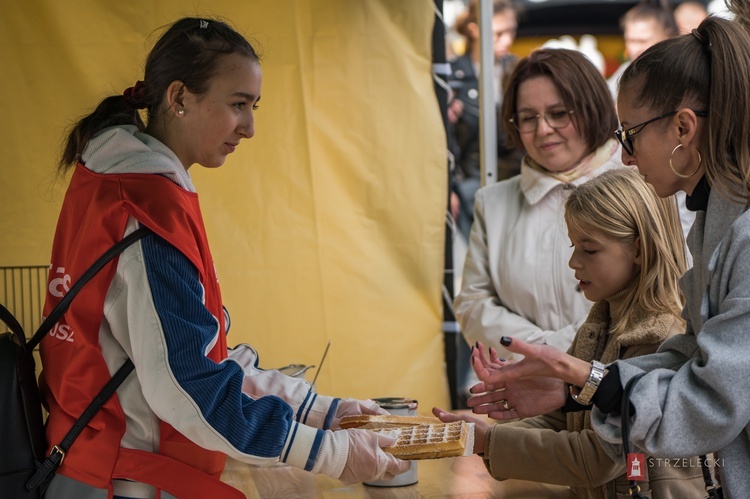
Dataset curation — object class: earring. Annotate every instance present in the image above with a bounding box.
[669,144,702,179]
[177,109,184,116]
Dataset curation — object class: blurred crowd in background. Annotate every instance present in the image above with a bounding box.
[444,0,730,245]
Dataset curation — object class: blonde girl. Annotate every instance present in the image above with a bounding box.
[436,168,705,497]
[563,167,686,338]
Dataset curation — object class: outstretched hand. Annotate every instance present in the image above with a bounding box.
[431,406,490,455]
[471,338,573,387]
[466,340,568,420]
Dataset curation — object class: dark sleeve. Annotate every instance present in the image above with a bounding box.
[593,364,632,415]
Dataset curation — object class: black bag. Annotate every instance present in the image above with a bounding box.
[0,309,47,498]
[0,226,151,497]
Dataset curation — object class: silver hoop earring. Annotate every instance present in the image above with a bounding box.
[669,144,702,179]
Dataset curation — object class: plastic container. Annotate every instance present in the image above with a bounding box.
[363,397,419,487]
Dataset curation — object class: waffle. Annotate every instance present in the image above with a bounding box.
[340,415,474,460]
[339,414,442,429]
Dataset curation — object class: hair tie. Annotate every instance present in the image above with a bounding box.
[123,80,147,109]
[199,19,209,29]
[691,28,709,46]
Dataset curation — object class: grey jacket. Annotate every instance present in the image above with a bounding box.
[592,187,750,497]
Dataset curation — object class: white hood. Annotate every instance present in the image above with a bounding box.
[81,125,195,193]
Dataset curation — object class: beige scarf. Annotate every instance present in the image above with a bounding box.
[525,139,619,184]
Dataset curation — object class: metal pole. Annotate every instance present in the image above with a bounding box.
[431,0,461,409]
[478,0,498,185]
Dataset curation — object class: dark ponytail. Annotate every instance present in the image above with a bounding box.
[58,96,145,173]
[620,16,750,203]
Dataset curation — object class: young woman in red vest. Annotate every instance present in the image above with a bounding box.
[41,17,409,499]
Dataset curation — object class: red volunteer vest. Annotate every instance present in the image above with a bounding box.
[40,164,244,498]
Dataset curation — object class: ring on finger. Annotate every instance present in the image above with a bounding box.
[501,399,510,411]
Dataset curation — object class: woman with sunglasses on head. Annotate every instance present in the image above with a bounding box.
[468,5,750,495]
[455,48,623,365]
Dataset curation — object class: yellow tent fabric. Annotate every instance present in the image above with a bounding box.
[1,1,450,411]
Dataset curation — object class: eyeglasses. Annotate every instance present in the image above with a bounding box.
[509,109,574,133]
[615,109,708,155]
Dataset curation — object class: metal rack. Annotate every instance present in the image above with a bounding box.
[0,265,48,339]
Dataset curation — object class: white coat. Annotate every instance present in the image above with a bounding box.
[455,141,623,360]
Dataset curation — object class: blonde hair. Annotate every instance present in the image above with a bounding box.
[564,168,687,335]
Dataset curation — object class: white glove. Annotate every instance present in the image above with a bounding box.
[310,427,410,484]
[338,428,411,484]
[331,398,388,428]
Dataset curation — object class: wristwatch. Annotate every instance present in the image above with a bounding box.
[570,360,608,406]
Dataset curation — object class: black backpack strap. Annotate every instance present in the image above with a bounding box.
[702,454,722,498]
[28,225,153,351]
[621,372,648,498]
[24,225,152,491]
[26,359,134,491]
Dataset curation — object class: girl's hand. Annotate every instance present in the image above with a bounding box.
[466,376,566,421]
[465,339,582,420]
[431,406,490,455]
[471,338,590,388]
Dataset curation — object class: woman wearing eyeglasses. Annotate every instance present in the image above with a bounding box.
[455,48,623,363]
[466,7,750,495]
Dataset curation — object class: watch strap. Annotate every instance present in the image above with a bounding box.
[570,360,607,406]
